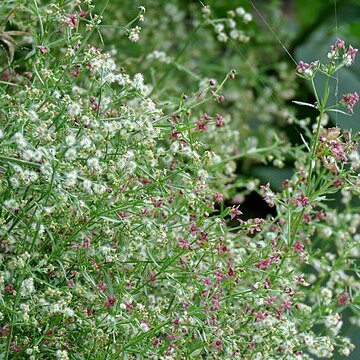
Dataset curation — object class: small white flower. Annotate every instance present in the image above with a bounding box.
[65,171,77,187]
[80,136,92,148]
[217,32,228,43]
[65,148,77,161]
[128,26,141,42]
[4,199,20,212]
[20,278,35,296]
[230,29,239,40]
[236,7,246,16]
[87,157,99,169]
[228,19,236,29]
[65,134,76,146]
[214,23,225,33]
[13,132,27,149]
[67,102,82,117]
[56,350,69,360]
[243,13,253,23]
[27,110,38,122]
[83,179,93,194]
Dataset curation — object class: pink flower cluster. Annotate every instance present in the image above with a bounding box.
[328,38,358,66]
[341,92,359,113]
[295,60,319,78]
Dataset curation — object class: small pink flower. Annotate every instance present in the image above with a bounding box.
[296,61,310,73]
[293,240,305,254]
[213,192,223,203]
[98,281,107,292]
[178,237,193,250]
[78,11,88,18]
[215,114,223,127]
[214,339,223,350]
[303,213,311,223]
[293,194,309,207]
[280,300,292,310]
[341,92,359,113]
[173,317,180,327]
[337,292,351,306]
[37,46,49,54]
[5,284,15,294]
[187,222,200,235]
[264,277,271,289]
[316,210,326,221]
[254,310,265,322]
[335,38,345,49]
[346,45,358,64]
[256,258,271,270]
[249,338,256,349]
[105,295,117,309]
[64,14,78,28]
[293,274,305,284]
[296,60,319,78]
[83,237,91,249]
[334,178,344,188]
[217,242,227,255]
[195,119,207,131]
[230,205,242,220]
[266,295,276,305]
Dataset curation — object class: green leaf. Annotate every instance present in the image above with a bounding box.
[24,48,36,60]
[325,108,352,116]
[292,101,316,108]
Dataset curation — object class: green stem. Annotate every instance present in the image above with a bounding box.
[305,108,324,196]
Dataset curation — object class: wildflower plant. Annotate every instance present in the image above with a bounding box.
[0,1,359,359]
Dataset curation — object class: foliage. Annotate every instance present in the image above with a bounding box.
[0,1,359,359]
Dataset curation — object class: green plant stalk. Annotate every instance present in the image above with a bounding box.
[286,75,329,251]
[305,74,330,196]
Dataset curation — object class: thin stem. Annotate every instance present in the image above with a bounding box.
[305,108,324,196]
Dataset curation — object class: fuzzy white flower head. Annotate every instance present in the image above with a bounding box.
[128,26,141,42]
[65,148,77,162]
[227,19,236,29]
[65,171,78,187]
[20,278,35,296]
[27,110,38,122]
[343,54,353,66]
[236,7,246,16]
[133,73,144,88]
[4,199,20,212]
[80,136,92,148]
[87,157,100,170]
[202,5,211,16]
[230,29,239,40]
[67,102,82,117]
[83,179,93,194]
[217,32,228,43]
[214,23,225,33]
[65,134,76,146]
[243,13,253,23]
[325,313,342,335]
[56,350,69,360]
[13,132,27,149]
[327,51,336,59]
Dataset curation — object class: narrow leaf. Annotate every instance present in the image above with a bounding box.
[325,108,352,116]
[292,101,316,108]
